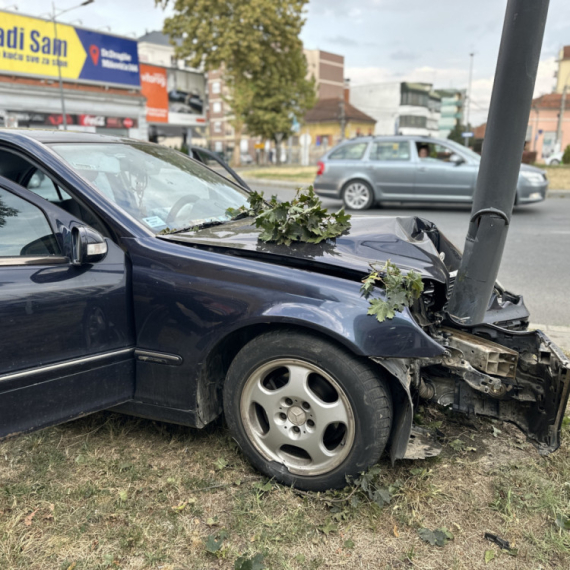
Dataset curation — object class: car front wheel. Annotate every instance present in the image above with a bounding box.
[223,330,392,491]
[342,180,374,210]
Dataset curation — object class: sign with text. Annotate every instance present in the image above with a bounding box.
[0,10,140,87]
[140,64,168,123]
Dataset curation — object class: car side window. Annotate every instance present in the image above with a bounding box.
[0,188,61,258]
[329,142,368,160]
[370,141,410,161]
[27,170,72,201]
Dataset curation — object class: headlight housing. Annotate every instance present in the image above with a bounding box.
[521,171,545,184]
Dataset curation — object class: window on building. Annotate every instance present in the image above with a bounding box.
[328,142,368,160]
[370,141,410,161]
[399,115,428,129]
[212,81,221,94]
[214,141,223,152]
[212,101,222,114]
[214,121,222,133]
[170,56,178,67]
[401,90,429,107]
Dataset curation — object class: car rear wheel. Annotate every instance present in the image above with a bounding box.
[550,159,560,166]
[342,180,374,210]
[223,330,392,491]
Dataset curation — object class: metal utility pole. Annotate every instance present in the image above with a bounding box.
[555,82,568,152]
[339,99,346,141]
[464,52,475,147]
[448,0,550,325]
[50,0,95,130]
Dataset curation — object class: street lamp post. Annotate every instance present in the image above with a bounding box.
[51,0,94,130]
[464,52,475,147]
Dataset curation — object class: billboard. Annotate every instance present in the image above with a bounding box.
[140,63,206,125]
[0,10,140,87]
[5,111,138,129]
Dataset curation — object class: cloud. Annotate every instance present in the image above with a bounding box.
[390,50,419,61]
[324,35,359,47]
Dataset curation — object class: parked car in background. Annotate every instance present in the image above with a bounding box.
[544,151,563,166]
[314,135,548,210]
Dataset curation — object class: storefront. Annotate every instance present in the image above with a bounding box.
[0,10,146,138]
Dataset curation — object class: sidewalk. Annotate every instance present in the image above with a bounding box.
[530,324,570,352]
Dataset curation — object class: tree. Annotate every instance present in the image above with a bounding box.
[0,197,18,228]
[563,144,570,165]
[447,121,472,145]
[157,0,316,165]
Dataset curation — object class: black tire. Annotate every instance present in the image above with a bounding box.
[342,180,375,211]
[223,330,392,491]
[550,159,560,166]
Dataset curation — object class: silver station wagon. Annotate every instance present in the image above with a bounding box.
[314,135,548,210]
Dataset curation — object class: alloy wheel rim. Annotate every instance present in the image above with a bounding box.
[344,183,371,209]
[240,359,355,476]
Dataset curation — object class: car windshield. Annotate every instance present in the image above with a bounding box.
[50,142,250,234]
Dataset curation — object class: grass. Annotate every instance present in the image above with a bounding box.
[238,166,316,185]
[543,165,570,190]
[2,403,570,570]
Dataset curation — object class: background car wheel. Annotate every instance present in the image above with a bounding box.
[342,180,374,211]
[550,159,560,166]
[223,330,392,491]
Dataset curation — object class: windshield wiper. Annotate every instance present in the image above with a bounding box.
[167,220,226,234]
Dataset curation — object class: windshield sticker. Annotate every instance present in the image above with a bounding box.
[143,216,167,228]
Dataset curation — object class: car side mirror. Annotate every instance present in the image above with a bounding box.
[71,226,108,265]
[449,153,465,166]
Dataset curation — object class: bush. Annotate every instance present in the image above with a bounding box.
[563,144,570,165]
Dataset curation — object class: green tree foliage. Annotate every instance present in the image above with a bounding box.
[157,0,316,164]
[447,121,472,146]
[563,144,570,165]
[227,187,351,246]
[0,196,18,228]
[361,260,424,322]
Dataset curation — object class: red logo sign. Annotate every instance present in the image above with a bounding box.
[123,117,134,128]
[89,45,100,66]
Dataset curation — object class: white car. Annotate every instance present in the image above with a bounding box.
[545,151,563,165]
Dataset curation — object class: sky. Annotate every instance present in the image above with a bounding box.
[6,0,570,126]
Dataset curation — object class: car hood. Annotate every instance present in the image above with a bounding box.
[160,215,450,284]
[520,163,546,175]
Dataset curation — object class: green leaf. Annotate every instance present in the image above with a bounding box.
[484,549,496,563]
[253,480,273,493]
[205,534,225,554]
[118,490,128,502]
[234,553,266,570]
[343,539,355,549]
[555,513,570,530]
[215,457,228,471]
[418,527,453,547]
[449,439,465,451]
[318,519,338,536]
[372,487,391,508]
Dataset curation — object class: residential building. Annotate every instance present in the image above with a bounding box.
[528,92,570,160]
[300,98,376,153]
[435,89,465,138]
[555,46,570,94]
[350,82,441,137]
[137,31,207,147]
[303,49,345,100]
[0,9,145,138]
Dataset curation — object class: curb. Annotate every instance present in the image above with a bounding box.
[548,190,570,198]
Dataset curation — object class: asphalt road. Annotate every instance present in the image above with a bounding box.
[251,183,570,327]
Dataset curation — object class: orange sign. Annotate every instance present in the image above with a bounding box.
[140,64,168,123]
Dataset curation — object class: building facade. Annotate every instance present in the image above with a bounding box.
[435,89,465,139]
[0,9,145,138]
[137,31,207,147]
[303,49,345,100]
[528,92,570,160]
[350,82,441,137]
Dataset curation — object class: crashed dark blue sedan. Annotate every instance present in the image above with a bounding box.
[1,130,568,492]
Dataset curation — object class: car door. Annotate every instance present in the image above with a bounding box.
[368,140,415,199]
[0,177,135,438]
[413,142,477,201]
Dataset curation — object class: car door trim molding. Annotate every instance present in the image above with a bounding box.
[134,349,183,366]
[0,255,69,267]
[0,347,135,383]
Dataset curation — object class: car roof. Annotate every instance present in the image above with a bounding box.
[0,128,129,144]
[336,134,451,145]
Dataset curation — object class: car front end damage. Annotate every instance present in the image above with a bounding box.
[371,219,570,462]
